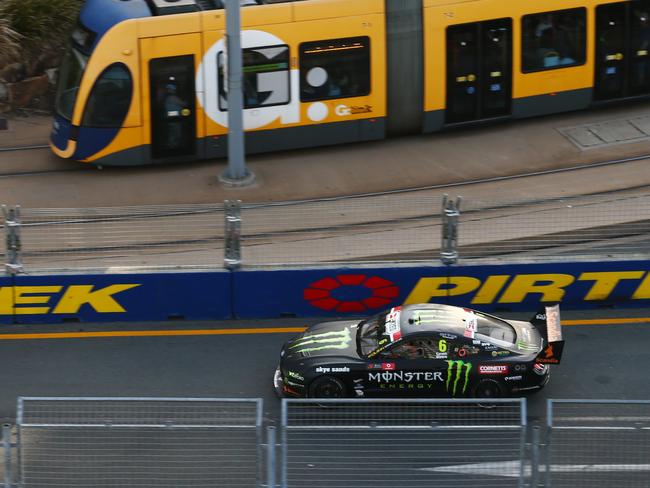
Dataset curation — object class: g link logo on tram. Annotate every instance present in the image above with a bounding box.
[51,0,650,166]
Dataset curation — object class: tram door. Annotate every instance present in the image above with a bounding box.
[446,19,512,124]
[149,56,196,159]
[595,1,650,100]
[141,34,200,160]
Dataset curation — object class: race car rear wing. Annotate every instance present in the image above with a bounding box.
[530,304,565,364]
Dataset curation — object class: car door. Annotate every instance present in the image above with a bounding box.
[363,334,450,397]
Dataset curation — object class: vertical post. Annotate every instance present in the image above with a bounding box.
[440,195,460,265]
[518,398,527,488]
[224,200,242,269]
[528,425,542,488]
[3,205,23,275]
[220,0,255,186]
[16,399,22,488]
[281,399,288,488]
[266,426,276,488]
[3,423,11,488]
[545,399,553,488]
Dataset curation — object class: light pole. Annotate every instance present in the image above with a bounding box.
[220,0,255,186]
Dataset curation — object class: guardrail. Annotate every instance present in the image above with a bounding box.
[3,398,650,488]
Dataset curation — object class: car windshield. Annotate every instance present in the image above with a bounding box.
[55,47,88,120]
[358,309,397,356]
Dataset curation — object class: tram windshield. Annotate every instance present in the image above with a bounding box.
[55,47,88,121]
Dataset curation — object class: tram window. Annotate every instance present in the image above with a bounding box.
[521,8,586,72]
[81,64,132,127]
[299,36,370,102]
[217,44,290,110]
[55,48,88,121]
[71,22,96,53]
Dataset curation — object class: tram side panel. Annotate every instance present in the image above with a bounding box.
[53,0,387,166]
[512,2,592,119]
[423,0,598,133]
[200,1,387,160]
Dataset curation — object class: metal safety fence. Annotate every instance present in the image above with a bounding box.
[14,397,263,488]
[546,399,650,488]
[2,204,225,273]
[3,398,650,487]
[281,398,527,488]
[3,186,650,273]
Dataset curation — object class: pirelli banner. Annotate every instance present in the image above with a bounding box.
[0,271,231,324]
[1,261,650,323]
[232,260,650,318]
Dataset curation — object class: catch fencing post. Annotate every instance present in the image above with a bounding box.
[3,423,11,488]
[2,205,22,275]
[224,200,242,269]
[545,399,553,488]
[266,426,276,488]
[441,195,461,265]
[530,425,541,488]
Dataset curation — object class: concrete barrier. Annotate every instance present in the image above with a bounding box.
[2,260,649,323]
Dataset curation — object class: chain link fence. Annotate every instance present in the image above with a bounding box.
[459,189,650,263]
[546,399,650,488]
[16,397,262,488]
[4,398,650,487]
[239,193,440,266]
[3,186,650,272]
[281,398,527,488]
[5,205,225,273]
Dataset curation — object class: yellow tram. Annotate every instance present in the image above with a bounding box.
[50,0,650,165]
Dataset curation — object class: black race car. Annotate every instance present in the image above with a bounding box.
[273,303,564,399]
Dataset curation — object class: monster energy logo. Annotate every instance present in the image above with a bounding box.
[289,328,351,354]
[411,310,453,325]
[517,341,538,351]
[446,360,472,396]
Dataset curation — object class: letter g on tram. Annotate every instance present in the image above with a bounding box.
[335,104,351,116]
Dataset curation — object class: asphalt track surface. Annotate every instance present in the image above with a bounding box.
[1,308,649,425]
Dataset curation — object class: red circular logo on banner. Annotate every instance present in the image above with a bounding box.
[304,274,400,313]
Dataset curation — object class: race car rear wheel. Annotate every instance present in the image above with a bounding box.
[474,379,504,399]
[308,376,347,398]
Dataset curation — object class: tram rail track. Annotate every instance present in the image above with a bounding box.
[1,149,650,196]
[0,144,50,152]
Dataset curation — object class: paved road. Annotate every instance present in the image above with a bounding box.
[1,308,649,425]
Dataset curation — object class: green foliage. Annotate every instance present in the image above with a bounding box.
[0,15,21,66]
[0,0,83,63]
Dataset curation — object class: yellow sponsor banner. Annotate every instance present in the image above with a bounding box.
[404,271,650,305]
[0,284,140,315]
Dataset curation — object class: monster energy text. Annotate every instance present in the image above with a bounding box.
[446,360,472,395]
[368,371,444,390]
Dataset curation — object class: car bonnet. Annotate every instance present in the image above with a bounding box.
[284,321,360,359]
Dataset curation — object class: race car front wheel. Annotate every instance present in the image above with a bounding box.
[308,376,347,398]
